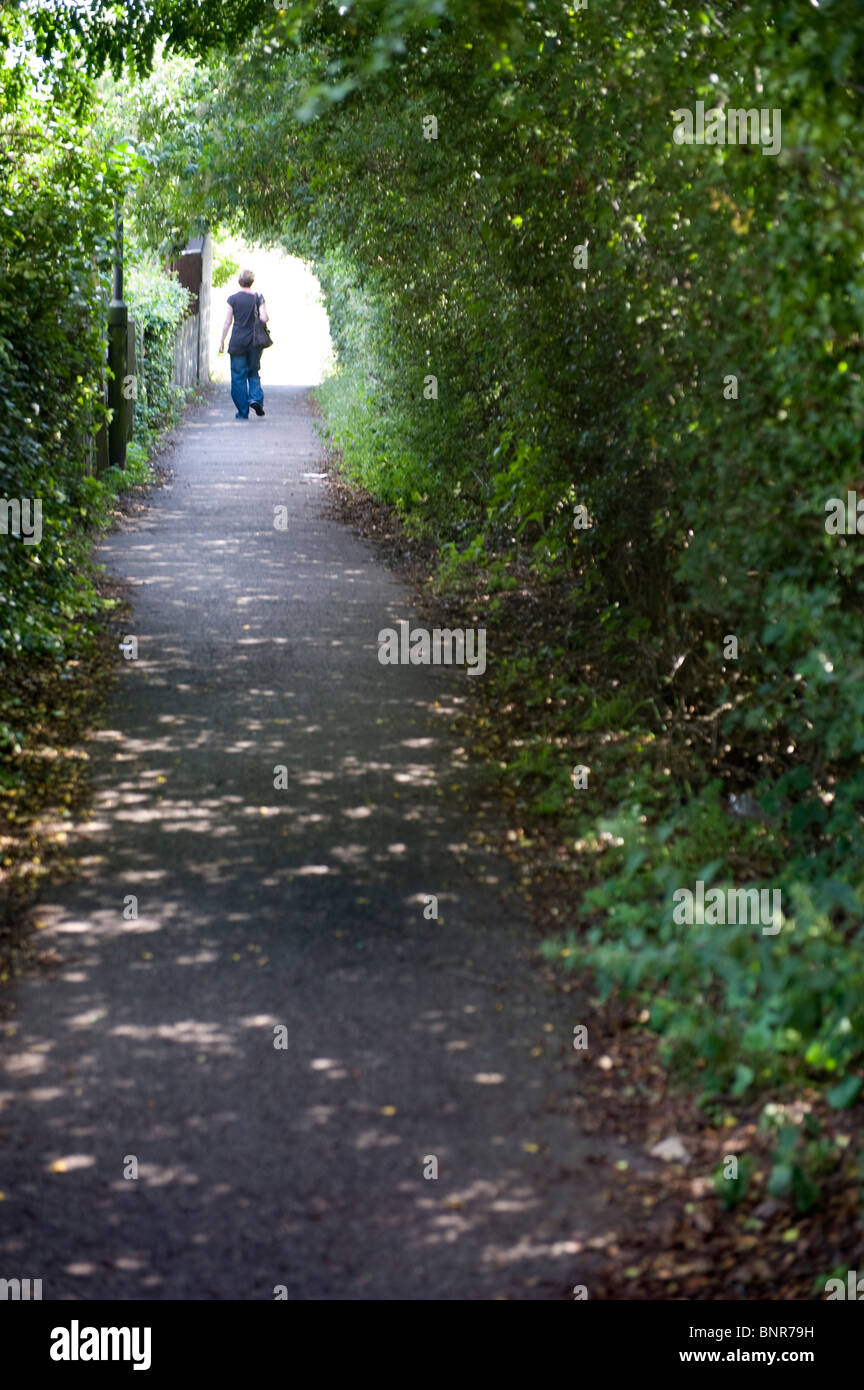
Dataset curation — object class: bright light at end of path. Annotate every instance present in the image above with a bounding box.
[210,243,333,387]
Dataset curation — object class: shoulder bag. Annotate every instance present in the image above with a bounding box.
[252,293,273,350]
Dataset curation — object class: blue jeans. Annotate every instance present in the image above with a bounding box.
[229,350,263,417]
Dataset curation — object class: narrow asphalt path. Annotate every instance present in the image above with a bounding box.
[1,387,612,1300]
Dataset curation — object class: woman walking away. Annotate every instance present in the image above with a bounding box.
[218,268,269,419]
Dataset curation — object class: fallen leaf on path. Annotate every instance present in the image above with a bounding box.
[649,1135,691,1164]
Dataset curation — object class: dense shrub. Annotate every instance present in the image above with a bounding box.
[0,99,116,660]
[127,253,192,440]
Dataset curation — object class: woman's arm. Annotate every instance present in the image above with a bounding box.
[257,298,269,324]
[218,305,233,354]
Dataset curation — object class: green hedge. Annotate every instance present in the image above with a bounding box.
[0,101,116,660]
[127,254,192,441]
[0,67,191,675]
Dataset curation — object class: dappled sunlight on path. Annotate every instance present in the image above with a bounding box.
[0,388,610,1300]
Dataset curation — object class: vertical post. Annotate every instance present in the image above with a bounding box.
[107,199,128,467]
[125,316,137,440]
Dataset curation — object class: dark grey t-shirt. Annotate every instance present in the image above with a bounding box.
[227,291,260,355]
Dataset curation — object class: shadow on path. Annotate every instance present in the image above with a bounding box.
[0,387,613,1300]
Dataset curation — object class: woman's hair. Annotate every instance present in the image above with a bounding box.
[238,268,255,287]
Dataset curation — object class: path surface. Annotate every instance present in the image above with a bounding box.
[0,387,611,1300]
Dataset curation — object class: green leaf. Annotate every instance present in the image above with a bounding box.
[827,1076,862,1110]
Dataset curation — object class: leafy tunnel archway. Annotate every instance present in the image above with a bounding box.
[3,0,864,1309]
